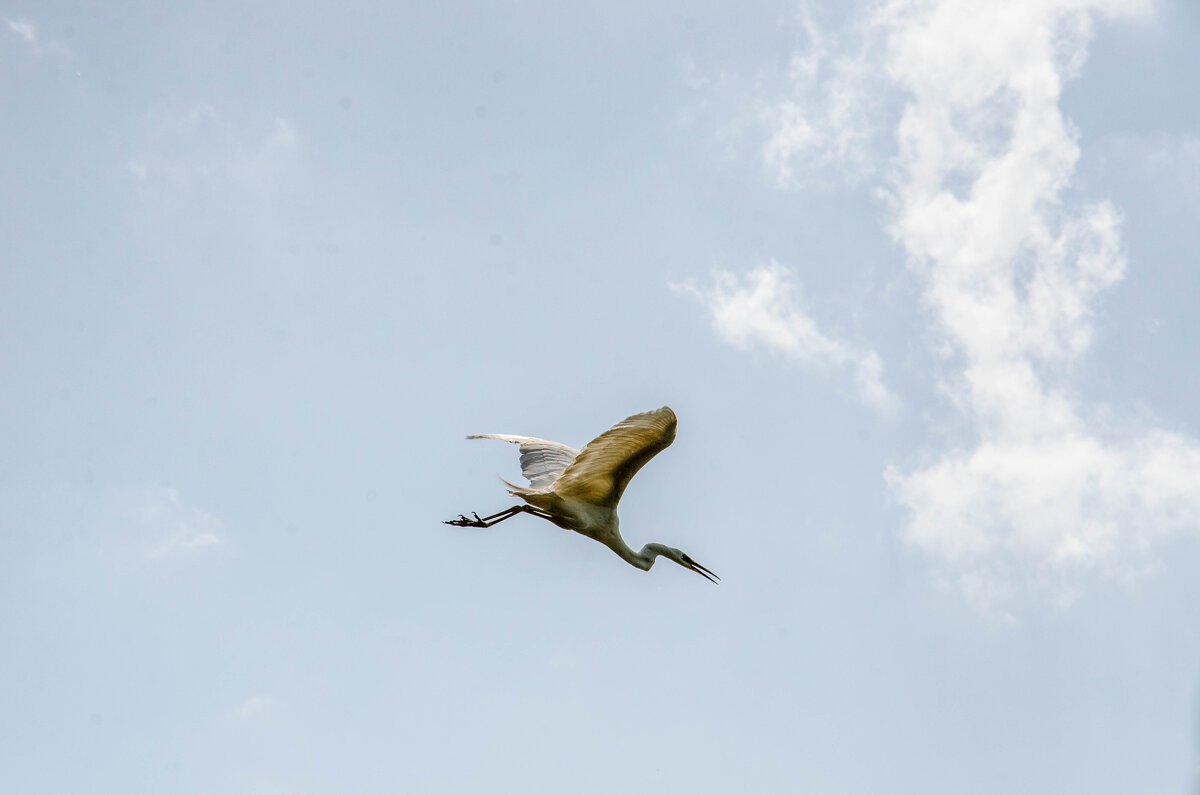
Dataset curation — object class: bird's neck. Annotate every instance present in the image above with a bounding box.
[610,540,670,571]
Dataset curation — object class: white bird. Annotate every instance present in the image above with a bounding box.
[445,406,718,583]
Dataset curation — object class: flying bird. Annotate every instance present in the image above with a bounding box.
[445,406,718,583]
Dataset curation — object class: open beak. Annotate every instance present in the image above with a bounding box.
[683,556,719,584]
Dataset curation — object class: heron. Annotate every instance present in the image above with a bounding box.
[445,406,718,583]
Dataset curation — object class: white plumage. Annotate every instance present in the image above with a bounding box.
[464,434,579,489]
[446,406,718,582]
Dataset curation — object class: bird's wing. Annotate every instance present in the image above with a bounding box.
[466,434,580,489]
[550,406,677,506]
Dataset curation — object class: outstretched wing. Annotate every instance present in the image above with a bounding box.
[466,434,580,489]
[550,406,677,507]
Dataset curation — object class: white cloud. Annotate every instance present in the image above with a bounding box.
[233,695,272,719]
[754,0,1198,611]
[127,105,301,194]
[140,485,226,558]
[6,18,35,43]
[675,261,897,413]
[4,17,76,66]
[760,5,880,188]
[126,159,148,181]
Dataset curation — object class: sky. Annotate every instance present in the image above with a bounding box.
[3,1,1200,792]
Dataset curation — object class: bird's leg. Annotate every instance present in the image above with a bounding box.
[526,507,555,521]
[444,505,527,528]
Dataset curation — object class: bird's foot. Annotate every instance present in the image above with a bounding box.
[444,513,487,528]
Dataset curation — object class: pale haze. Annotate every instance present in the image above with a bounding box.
[3,1,1200,793]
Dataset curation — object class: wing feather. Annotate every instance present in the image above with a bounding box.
[466,434,580,489]
[550,406,677,506]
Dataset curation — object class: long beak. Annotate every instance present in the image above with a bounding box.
[686,559,720,584]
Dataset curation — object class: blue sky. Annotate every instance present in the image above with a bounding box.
[3,1,1200,792]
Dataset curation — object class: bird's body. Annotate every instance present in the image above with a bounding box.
[446,406,717,582]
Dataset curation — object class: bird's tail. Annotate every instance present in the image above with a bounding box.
[499,476,539,499]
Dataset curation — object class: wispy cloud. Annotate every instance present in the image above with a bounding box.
[127,105,300,194]
[676,7,894,414]
[140,485,226,558]
[4,17,76,66]
[750,0,1198,612]
[675,262,897,413]
[6,17,35,43]
[760,4,880,189]
[232,695,272,720]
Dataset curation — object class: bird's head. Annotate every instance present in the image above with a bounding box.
[663,546,719,584]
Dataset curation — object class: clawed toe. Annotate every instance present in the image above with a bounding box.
[443,505,528,528]
[444,513,487,527]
